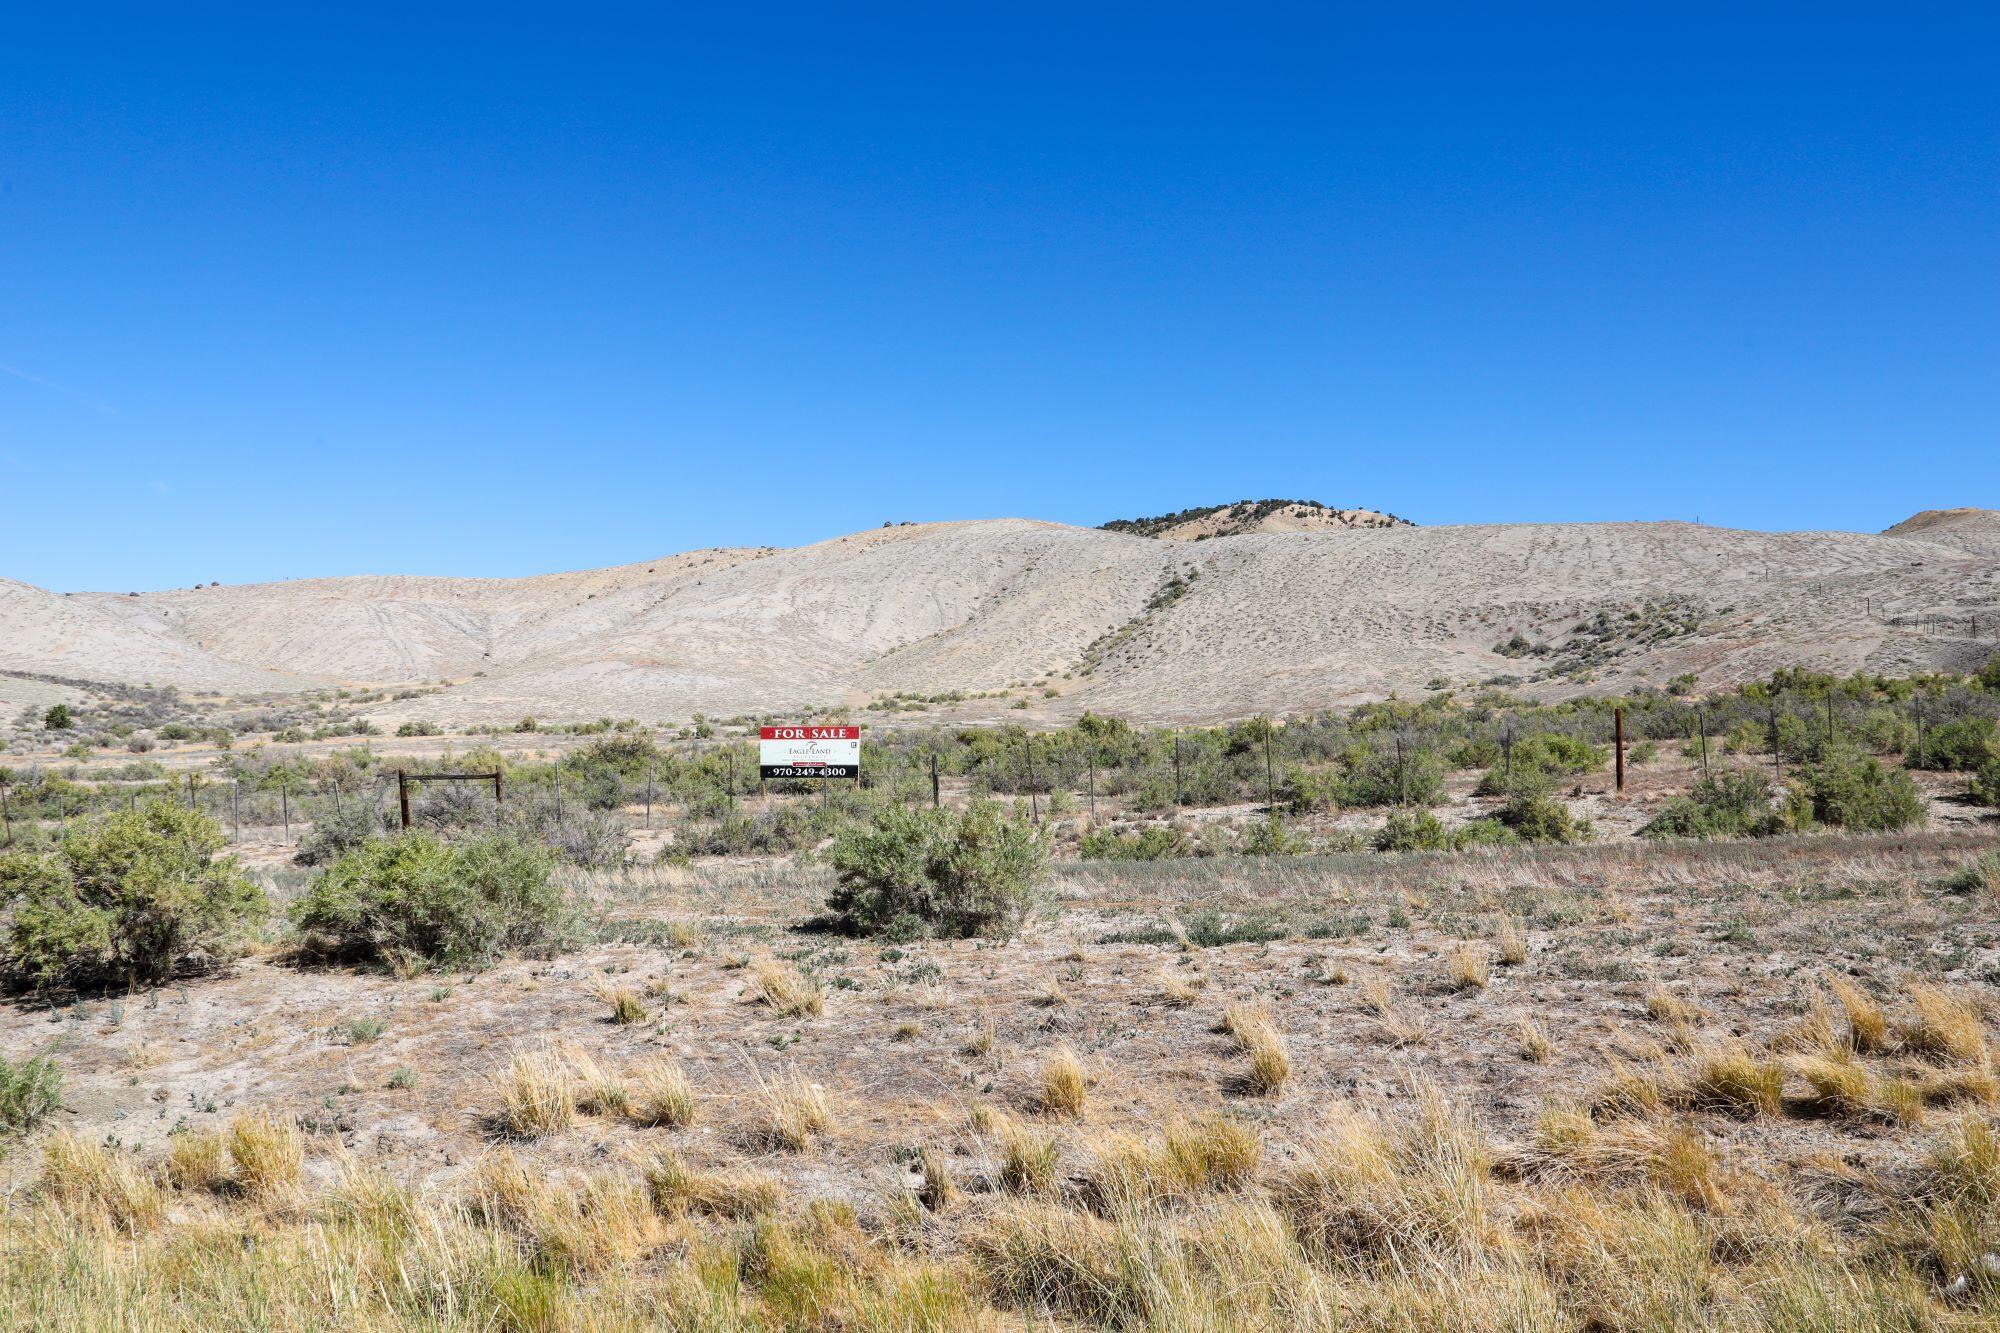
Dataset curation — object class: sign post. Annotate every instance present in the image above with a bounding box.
[759,725,862,783]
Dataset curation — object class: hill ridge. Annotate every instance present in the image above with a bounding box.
[4,512,1994,724]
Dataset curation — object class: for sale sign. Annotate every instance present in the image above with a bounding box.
[759,725,861,780]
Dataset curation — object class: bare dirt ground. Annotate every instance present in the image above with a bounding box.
[9,814,1996,1213]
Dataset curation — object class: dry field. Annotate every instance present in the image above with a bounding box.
[4,816,2000,1328]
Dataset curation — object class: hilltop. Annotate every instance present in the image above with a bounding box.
[1100,499,1412,539]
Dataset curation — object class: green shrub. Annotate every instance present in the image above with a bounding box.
[1516,733,1605,775]
[1978,653,2000,691]
[1907,717,1998,772]
[825,803,1045,939]
[0,803,267,990]
[1240,817,1309,856]
[1454,817,1519,847]
[1789,746,1926,832]
[293,804,386,867]
[1974,756,2000,808]
[1078,825,1188,860]
[1374,810,1452,852]
[1373,810,1518,852]
[291,833,566,970]
[1639,771,1787,840]
[1477,732,1606,795]
[0,1053,61,1133]
[1277,766,1340,814]
[1339,746,1446,808]
[1941,854,1999,897]
[41,704,72,732]
[1498,791,1590,844]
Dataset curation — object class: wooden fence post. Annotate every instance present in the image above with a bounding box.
[1023,736,1040,823]
[1614,707,1625,793]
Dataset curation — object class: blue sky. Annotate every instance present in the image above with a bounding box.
[2,4,1993,590]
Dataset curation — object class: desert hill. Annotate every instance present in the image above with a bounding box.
[3,509,1996,725]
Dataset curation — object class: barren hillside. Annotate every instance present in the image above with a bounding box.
[5,510,1995,725]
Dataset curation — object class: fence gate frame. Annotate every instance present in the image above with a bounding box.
[396,768,504,829]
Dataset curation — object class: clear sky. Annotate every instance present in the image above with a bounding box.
[2,4,1993,591]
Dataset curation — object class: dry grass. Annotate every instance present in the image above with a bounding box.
[1688,1042,1784,1117]
[226,1111,305,1199]
[761,1069,833,1150]
[1270,1087,1497,1265]
[600,985,647,1025]
[1794,1052,1927,1126]
[1224,1004,1292,1095]
[752,957,825,1018]
[1445,942,1488,991]
[38,1132,163,1232]
[916,1147,960,1212]
[561,1046,628,1117]
[1361,977,1423,1046]
[10,819,2000,1330]
[643,1150,782,1219]
[164,1129,229,1192]
[993,1113,1060,1194]
[1591,1059,1673,1119]
[1153,970,1200,1008]
[627,1056,698,1128]
[1643,985,1700,1026]
[9,1072,2000,1330]
[1076,1117,1260,1214]
[959,1019,996,1058]
[1903,984,1987,1064]
[499,1047,580,1138]
[1829,976,1889,1054]
[1039,1044,1088,1117]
